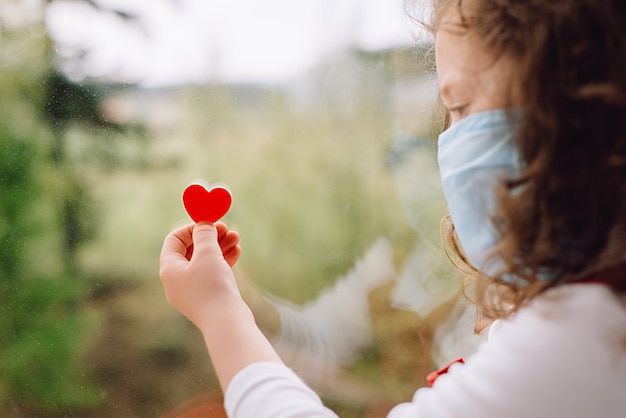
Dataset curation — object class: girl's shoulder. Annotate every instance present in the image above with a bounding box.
[391,282,626,418]
[532,280,626,320]
[492,281,626,357]
[515,281,626,329]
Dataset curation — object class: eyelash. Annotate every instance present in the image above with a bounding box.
[448,105,468,116]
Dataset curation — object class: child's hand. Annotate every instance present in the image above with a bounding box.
[159,221,243,329]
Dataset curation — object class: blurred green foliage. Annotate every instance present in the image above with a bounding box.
[0,129,99,414]
[0,4,101,415]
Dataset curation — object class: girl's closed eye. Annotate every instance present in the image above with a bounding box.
[448,104,469,122]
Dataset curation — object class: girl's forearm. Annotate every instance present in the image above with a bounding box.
[199,297,284,391]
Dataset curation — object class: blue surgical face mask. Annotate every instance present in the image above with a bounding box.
[437,109,522,275]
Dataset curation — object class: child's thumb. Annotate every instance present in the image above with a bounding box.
[192,222,220,257]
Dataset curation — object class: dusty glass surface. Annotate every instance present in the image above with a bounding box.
[0,1,480,417]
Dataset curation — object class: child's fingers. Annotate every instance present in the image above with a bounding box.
[191,222,221,257]
[215,221,232,241]
[214,222,241,262]
[223,245,242,267]
[160,223,194,260]
[160,223,195,274]
[219,230,240,250]
[218,232,240,266]
[165,222,238,268]
[185,244,194,261]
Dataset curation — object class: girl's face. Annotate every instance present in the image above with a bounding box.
[435,12,520,125]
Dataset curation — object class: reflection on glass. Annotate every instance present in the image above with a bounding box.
[1,1,477,417]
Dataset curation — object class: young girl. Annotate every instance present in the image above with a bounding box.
[159,0,626,416]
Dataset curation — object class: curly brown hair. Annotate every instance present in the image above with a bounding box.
[420,0,626,331]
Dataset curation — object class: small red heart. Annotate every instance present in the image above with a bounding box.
[182,183,232,223]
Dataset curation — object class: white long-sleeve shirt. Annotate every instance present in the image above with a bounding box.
[225,283,626,417]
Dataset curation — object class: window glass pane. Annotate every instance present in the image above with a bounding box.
[1,1,481,417]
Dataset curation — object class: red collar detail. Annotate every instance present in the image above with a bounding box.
[574,262,626,292]
[426,357,465,387]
